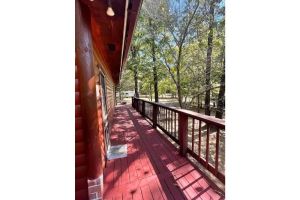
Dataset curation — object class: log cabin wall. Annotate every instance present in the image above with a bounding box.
[93,45,116,168]
[75,0,105,199]
[75,0,142,199]
[93,47,114,173]
[75,63,89,200]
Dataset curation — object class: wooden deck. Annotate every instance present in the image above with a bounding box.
[103,105,225,200]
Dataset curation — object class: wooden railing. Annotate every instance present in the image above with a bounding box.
[132,97,225,183]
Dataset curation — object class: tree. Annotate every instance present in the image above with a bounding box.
[118,67,134,100]
[120,0,225,118]
[204,0,217,115]
[158,0,201,108]
[130,45,139,98]
[216,46,225,118]
[149,18,159,102]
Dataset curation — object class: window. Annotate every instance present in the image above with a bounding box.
[100,72,110,152]
[100,73,108,116]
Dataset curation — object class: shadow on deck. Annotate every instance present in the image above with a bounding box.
[103,105,225,200]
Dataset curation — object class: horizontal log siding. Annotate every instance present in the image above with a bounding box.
[93,46,115,117]
[105,75,115,115]
[93,46,116,164]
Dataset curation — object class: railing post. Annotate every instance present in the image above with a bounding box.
[133,98,136,109]
[132,97,134,108]
[137,99,140,112]
[178,112,188,156]
[142,101,145,116]
[152,104,158,128]
[138,99,142,113]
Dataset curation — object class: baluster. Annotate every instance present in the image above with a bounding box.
[157,107,159,123]
[215,128,220,175]
[166,109,168,130]
[162,108,163,128]
[192,118,195,152]
[165,109,168,130]
[159,107,161,125]
[206,124,210,167]
[174,113,177,138]
[150,104,152,119]
[198,120,202,157]
[169,110,171,132]
[166,109,168,131]
[171,111,173,135]
[167,109,169,131]
[165,109,167,129]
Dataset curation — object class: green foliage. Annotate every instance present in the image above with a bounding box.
[120,0,225,111]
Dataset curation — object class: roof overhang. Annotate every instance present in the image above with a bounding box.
[81,0,142,84]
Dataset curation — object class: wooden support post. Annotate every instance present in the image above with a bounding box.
[135,98,138,110]
[76,0,104,181]
[142,101,145,116]
[133,97,135,109]
[152,104,158,128]
[178,112,188,156]
[132,97,134,108]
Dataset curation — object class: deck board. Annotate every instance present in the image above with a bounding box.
[104,105,224,200]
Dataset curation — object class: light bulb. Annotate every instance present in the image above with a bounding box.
[106,6,115,16]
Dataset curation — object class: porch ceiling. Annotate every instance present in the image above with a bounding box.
[81,0,142,84]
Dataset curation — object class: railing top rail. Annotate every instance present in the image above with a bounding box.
[133,97,225,128]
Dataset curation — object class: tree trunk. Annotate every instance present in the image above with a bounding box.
[200,98,203,108]
[197,94,200,112]
[176,42,183,108]
[149,18,159,103]
[177,66,183,108]
[134,65,139,98]
[215,73,225,118]
[204,0,215,116]
[216,47,225,119]
[153,66,158,102]
[131,46,139,98]
[150,84,152,101]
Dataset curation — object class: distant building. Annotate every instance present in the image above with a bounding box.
[121,91,135,97]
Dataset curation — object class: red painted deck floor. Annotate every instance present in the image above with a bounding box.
[103,105,225,200]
